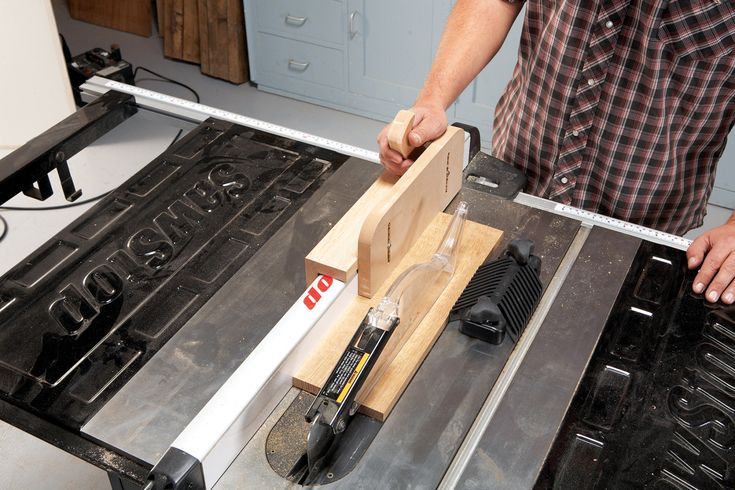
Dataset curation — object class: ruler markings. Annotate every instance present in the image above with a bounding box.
[102,80,381,163]
[554,204,692,249]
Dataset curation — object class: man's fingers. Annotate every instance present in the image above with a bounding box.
[383,147,404,165]
[383,158,411,176]
[686,221,735,300]
[693,244,724,296]
[379,106,447,175]
[688,234,712,295]
[378,124,406,171]
[721,278,735,305]
[408,114,445,147]
[704,252,735,303]
[686,234,710,270]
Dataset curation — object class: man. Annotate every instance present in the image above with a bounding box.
[378,0,735,302]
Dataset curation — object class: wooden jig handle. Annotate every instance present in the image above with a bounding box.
[386,109,415,158]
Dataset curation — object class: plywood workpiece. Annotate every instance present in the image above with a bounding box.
[305,172,399,284]
[357,124,464,298]
[304,123,464,296]
[294,213,503,421]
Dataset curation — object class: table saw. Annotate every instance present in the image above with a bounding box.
[0,77,732,490]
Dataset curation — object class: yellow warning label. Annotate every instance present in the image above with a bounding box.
[336,352,370,403]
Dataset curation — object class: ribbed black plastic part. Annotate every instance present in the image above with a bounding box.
[452,254,543,343]
[453,259,513,311]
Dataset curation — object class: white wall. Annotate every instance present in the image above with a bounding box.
[0,0,75,150]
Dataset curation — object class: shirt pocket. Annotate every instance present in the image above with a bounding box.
[658,0,735,60]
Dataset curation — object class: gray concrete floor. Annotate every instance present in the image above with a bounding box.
[0,1,732,489]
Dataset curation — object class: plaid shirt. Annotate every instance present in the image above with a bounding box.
[493,0,735,234]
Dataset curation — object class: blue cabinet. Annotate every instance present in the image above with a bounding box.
[346,0,449,107]
[244,0,451,121]
[244,0,516,146]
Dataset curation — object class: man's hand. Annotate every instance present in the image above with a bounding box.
[687,215,735,303]
[376,0,522,175]
[377,105,448,175]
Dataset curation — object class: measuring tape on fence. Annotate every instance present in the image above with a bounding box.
[554,204,692,250]
[102,79,380,163]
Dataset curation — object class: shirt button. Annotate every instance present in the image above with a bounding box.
[560,177,569,184]
[605,20,613,28]
[572,130,580,137]
[587,78,595,86]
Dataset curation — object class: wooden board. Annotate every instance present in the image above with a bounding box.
[68,0,152,37]
[357,125,464,298]
[161,0,200,63]
[166,0,184,59]
[156,0,166,37]
[304,125,464,292]
[304,171,398,285]
[182,0,201,62]
[198,0,249,83]
[294,213,503,421]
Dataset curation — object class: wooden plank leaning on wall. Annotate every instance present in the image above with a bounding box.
[160,0,200,63]
[68,0,152,37]
[162,0,248,83]
[69,0,248,84]
[197,0,249,83]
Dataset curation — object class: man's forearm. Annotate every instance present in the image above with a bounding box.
[416,0,523,110]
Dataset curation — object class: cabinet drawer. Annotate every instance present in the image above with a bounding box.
[256,33,344,89]
[255,0,343,45]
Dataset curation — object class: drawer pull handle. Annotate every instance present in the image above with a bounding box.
[349,10,360,39]
[285,14,307,27]
[288,59,311,72]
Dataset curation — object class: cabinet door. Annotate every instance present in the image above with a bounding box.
[347,0,450,108]
[454,5,525,150]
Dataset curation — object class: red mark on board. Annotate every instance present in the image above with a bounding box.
[303,275,334,310]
